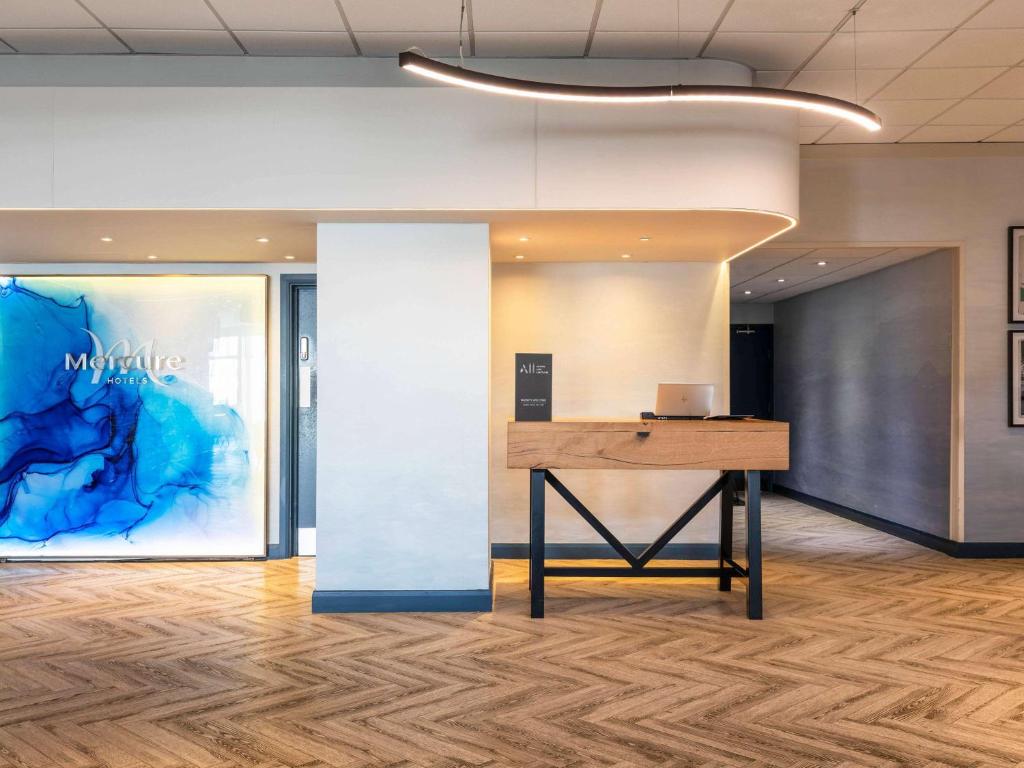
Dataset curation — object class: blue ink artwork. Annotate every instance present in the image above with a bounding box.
[0,276,267,558]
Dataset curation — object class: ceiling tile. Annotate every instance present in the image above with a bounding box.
[474,31,588,57]
[0,28,126,53]
[472,0,596,32]
[768,256,880,280]
[597,0,727,32]
[817,123,917,143]
[931,98,1024,124]
[730,248,812,282]
[973,67,1024,97]
[866,99,958,124]
[704,32,829,70]
[719,0,851,32]
[788,69,900,103]
[807,31,946,70]
[341,1,461,32]
[588,31,704,59]
[799,125,831,143]
[754,70,790,87]
[901,124,1005,141]
[236,30,356,56]
[855,0,989,32]
[806,247,892,260]
[985,124,1024,141]
[965,0,1024,29]
[83,0,221,30]
[875,67,1006,99]
[0,0,98,27]
[735,247,946,300]
[355,31,454,57]
[208,0,345,32]
[916,29,1024,67]
[116,29,241,55]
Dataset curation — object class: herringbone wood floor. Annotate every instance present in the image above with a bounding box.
[2,496,1024,767]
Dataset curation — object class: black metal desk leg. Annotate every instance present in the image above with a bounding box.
[746,470,763,619]
[719,470,734,592]
[530,469,546,618]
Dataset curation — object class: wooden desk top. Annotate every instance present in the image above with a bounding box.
[507,418,789,471]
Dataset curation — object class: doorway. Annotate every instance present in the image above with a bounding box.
[730,323,773,420]
[730,322,773,491]
[277,275,317,558]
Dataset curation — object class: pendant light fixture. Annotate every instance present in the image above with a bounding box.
[399,3,880,133]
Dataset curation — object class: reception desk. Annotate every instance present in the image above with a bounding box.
[507,419,790,619]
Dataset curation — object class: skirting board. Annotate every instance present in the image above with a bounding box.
[775,486,1024,558]
[491,543,718,559]
[312,588,493,613]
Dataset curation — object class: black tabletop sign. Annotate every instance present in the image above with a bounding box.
[515,353,552,421]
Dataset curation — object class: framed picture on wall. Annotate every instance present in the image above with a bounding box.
[0,275,268,558]
[1009,227,1024,322]
[1010,331,1024,427]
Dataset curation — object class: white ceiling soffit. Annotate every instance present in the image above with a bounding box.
[730,244,947,302]
[0,1,1021,143]
[0,209,791,264]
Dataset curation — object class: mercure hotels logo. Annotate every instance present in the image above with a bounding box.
[65,329,185,386]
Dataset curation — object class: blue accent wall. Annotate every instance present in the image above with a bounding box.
[773,250,953,538]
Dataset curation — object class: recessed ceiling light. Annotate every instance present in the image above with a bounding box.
[519,236,529,242]
[256,237,270,243]
[744,290,752,295]
[639,235,651,242]
[817,260,827,266]
[100,236,113,243]
[621,253,632,259]
[514,254,525,260]
[777,278,785,282]
[147,254,158,260]
[284,254,296,260]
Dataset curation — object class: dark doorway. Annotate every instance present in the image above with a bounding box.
[731,323,773,489]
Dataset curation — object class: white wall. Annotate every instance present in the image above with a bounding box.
[796,143,1024,542]
[0,261,314,549]
[491,261,731,544]
[0,75,798,220]
[316,224,490,592]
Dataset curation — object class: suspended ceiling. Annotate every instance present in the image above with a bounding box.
[1,0,1023,143]
[0,209,791,264]
[730,244,946,303]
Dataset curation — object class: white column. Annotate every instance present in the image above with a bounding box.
[313,223,491,612]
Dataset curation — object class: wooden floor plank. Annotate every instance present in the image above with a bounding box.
[2,495,1024,767]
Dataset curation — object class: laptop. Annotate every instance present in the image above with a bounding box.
[654,383,714,419]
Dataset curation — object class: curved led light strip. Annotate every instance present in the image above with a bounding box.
[399,51,881,132]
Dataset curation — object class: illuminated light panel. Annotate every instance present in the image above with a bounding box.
[399,51,881,132]
[724,212,797,263]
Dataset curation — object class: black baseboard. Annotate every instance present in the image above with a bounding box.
[312,588,493,613]
[491,543,718,559]
[774,485,1024,558]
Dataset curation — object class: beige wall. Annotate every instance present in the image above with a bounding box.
[795,143,1024,543]
[490,261,730,544]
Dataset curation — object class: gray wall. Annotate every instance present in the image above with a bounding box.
[731,302,774,325]
[774,249,953,537]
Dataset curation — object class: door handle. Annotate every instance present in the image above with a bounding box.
[299,336,309,361]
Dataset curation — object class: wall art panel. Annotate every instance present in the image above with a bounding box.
[0,275,267,558]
